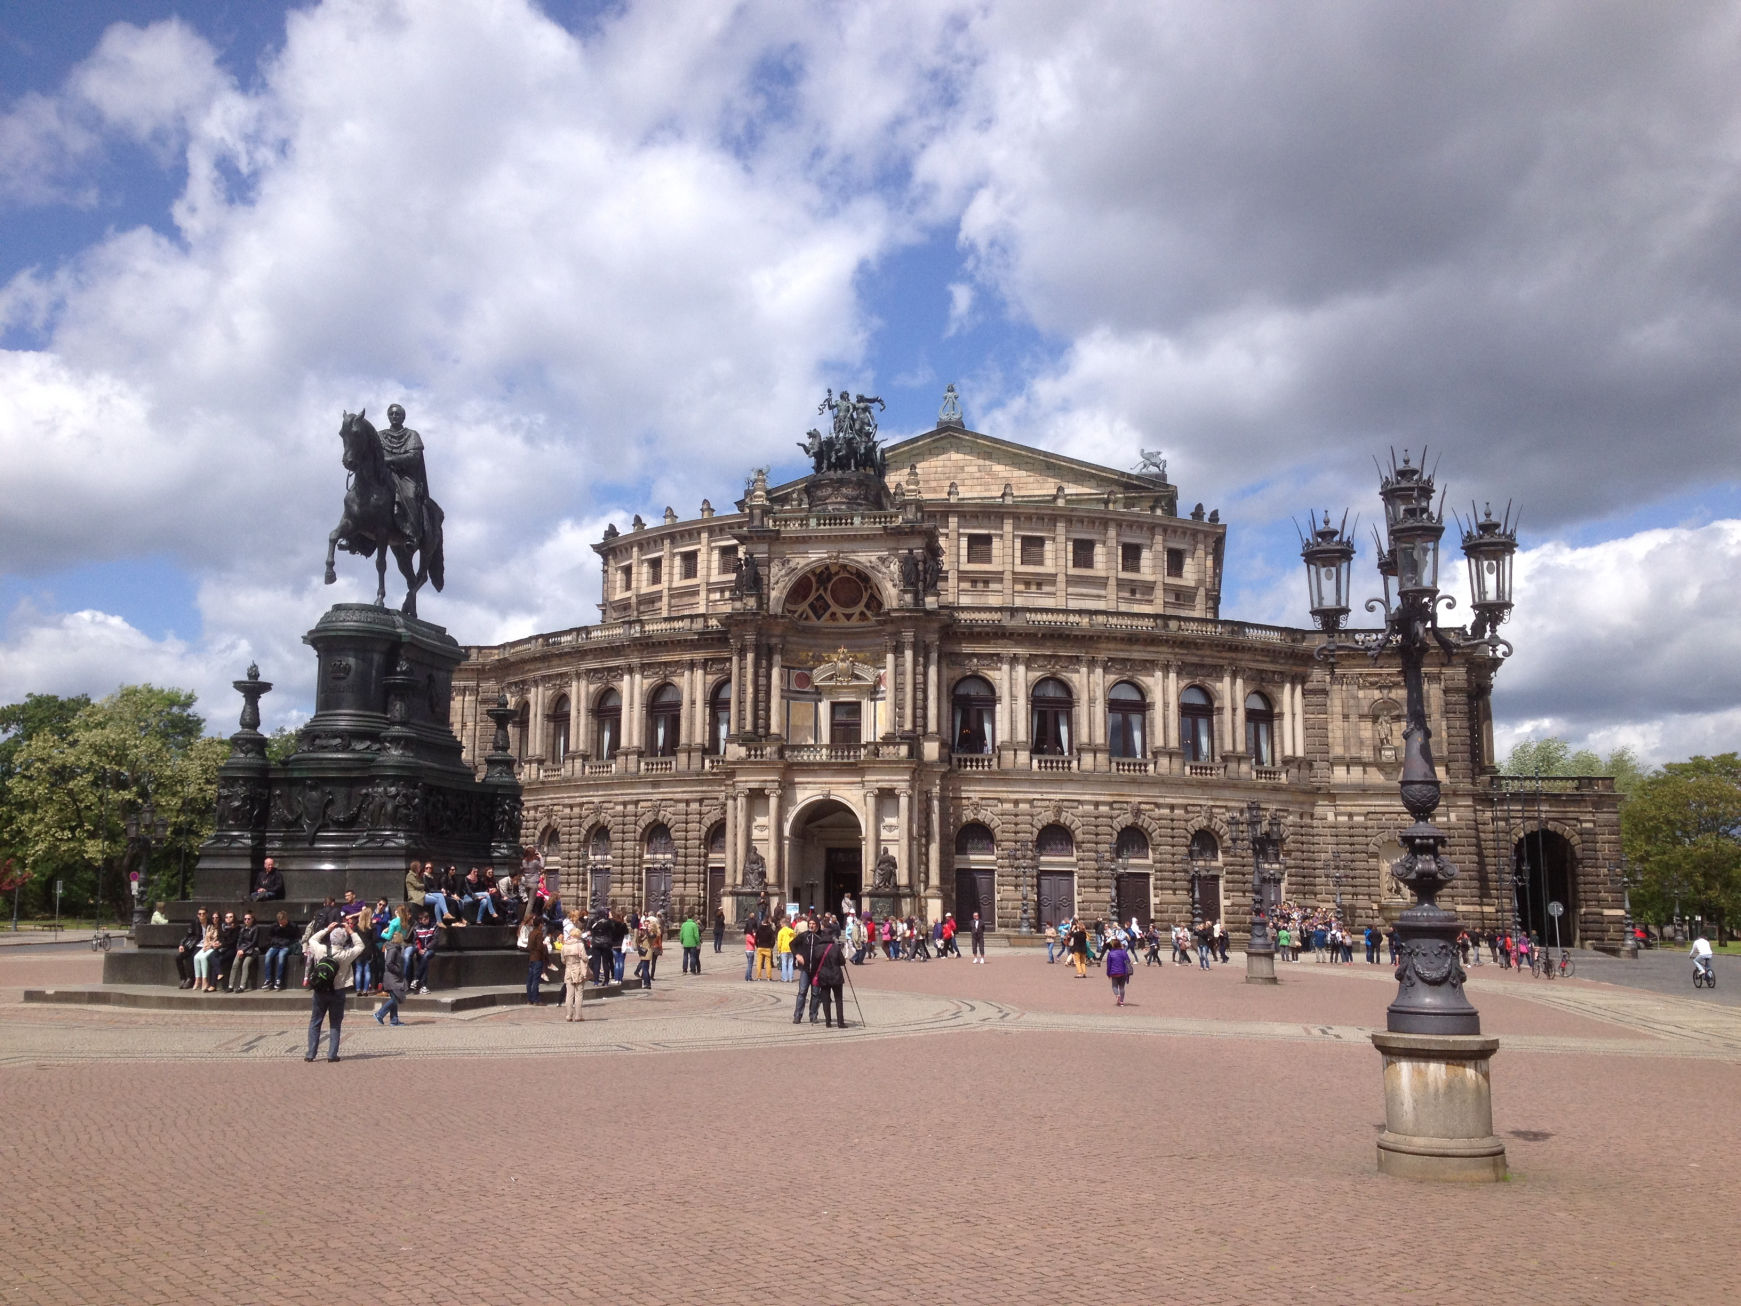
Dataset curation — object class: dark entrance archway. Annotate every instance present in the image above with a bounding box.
[1514,829,1577,946]
[791,798,863,916]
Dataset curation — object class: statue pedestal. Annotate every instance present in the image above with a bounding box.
[726,886,767,928]
[1372,1032,1507,1182]
[867,890,902,922]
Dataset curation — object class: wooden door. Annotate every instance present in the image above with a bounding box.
[1037,871,1074,928]
[588,868,612,913]
[1116,873,1152,928]
[955,868,996,927]
[707,868,725,924]
[644,865,672,915]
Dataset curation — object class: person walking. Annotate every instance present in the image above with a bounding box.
[1194,920,1213,970]
[970,912,987,964]
[680,912,702,974]
[304,921,365,1062]
[1105,934,1134,1006]
[1067,920,1090,978]
[812,928,848,1028]
[636,915,663,989]
[790,919,819,1024]
[776,916,796,982]
[374,937,409,1026]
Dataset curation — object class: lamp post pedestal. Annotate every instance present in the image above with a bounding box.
[1372,1032,1507,1181]
[1244,945,1278,984]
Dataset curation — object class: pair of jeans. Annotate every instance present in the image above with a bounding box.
[422,891,452,921]
[526,961,543,1004]
[194,948,217,981]
[1045,941,1056,963]
[471,895,498,923]
[682,945,701,973]
[1197,943,1211,970]
[306,989,345,1059]
[228,954,258,991]
[613,951,626,981]
[745,950,756,981]
[793,969,812,1021]
[640,955,657,988]
[175,949,195,983]
[407,948,432,989]
[263,945,291,987]
[592,947,614,984]
[353,958,375,993]
[376,993,400,1023]
[755,947,773,979]
[779,952,794,981]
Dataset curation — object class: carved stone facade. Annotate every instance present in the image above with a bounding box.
[452,423,1622,944]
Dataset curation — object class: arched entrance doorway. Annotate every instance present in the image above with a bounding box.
[790,798,863,917]
[1514,829,1577,945]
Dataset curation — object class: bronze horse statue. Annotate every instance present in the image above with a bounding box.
[324,409,445,618]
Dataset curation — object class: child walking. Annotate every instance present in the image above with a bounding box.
[374,939,408,1026]
[1105,935,1134,1006]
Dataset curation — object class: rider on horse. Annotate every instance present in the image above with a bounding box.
[377,404,428,543]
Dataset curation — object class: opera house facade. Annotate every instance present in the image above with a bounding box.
[450,393,1623,945]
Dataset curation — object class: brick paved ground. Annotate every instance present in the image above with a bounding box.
[0,949,1735,1305]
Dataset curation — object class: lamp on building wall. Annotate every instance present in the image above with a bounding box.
[1302,449,1517,1182]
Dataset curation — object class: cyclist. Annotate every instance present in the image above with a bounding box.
[1690,935,1714,984]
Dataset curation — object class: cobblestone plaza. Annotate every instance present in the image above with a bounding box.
[1,945,1733,1304]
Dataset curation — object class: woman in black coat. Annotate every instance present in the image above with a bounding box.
[813,929,849,1029]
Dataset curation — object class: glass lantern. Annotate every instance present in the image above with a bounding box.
[1461,503,1517,628]
[1300,511,1355,630]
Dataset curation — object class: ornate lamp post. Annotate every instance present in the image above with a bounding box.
[1014,841,1035,934]
[1615,860,1639,959]
[1302,453,1517,1182]
[125,796,169,935]
[1230,800,1285,984]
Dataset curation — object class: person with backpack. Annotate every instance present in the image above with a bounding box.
[811,927,848,1028]
[1105,933,1134,1006]
[524,920,548,1005]
[305,921,365,1062]
[375,935,409,1027]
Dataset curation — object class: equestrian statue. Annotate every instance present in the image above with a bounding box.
[324,404,446,618]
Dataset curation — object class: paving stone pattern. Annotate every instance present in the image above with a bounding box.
[0,949,1735,1305]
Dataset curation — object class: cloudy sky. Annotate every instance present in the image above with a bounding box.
[3,0,1739,764]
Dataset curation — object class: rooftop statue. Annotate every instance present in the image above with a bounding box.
[1135,448,1168,478]
[324,405,447,618]
[937,383,964,427]
[800,387,887,477]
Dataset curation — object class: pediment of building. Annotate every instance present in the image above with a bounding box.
[881,427,1169,503]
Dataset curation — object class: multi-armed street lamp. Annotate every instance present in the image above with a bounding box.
[1300,450,1518,1182]
[126,796,169,936]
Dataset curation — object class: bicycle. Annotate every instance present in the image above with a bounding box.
[1556,949,1574,978]
[90,929,111,953]
[1693,961,1716,990]
[1526,951,1543,977]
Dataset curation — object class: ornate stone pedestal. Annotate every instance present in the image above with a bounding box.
[195,603,522,903]
[1372,1032,1507,1182]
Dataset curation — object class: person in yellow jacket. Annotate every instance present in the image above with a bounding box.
[776,918,797,982]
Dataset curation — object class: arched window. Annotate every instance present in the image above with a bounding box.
[1030,677,1074,756]
[706,823,727,858]
[1107,681,1146,759]
[707,681,732,755]
[951,676,996,755]
[1180,686,1215,763]
[1188,829,1220,863]
[588,826,611,860]
[1115,826,1150,861]
[593,688,621,760]
[643,822,675,861]
[647,683,682,757]
[954,822,996,856]
[538,826,561,862]
[1245,691,1275,766]
[1036,823,1075,858]
[783,564,884,623]
[547,695,570,765]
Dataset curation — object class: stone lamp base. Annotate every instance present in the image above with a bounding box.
[1372,1032,1507,1182]
[1245,950,1278,985]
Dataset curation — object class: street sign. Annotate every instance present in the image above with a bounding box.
[1547,900,1564,918]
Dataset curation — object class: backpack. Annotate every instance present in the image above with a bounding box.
[309,946,341,993]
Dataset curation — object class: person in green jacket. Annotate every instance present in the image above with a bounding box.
[679,913,703,975]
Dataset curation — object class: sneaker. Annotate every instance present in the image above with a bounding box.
[419,985,429,994]
[389,1018,404,1026]
[374,1008,386,1024]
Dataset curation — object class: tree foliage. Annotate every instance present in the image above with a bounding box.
[1621,754,1741,935]
[0,686,227,920]
[1502,736,1646,794]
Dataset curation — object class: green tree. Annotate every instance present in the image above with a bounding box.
[1621,754,1741,940]
[265,725,300,765]
[6,686,226,921]
[1502,736,1647,794]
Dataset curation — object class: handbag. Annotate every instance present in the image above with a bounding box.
[516,924,530,949]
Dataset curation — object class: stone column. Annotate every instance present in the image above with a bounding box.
[926,640,941,735]
[903,634,916,736]
[998,653,1013,746]
[1015,654,1029,744]
[732,789,748,881]
[1219,669,1234,754]
[1232,671,1246,755]
[927,788,941,892]
[728,640,742,737]
[768,642,783,739]
[897,788,912,886]
[767,785,783,892]
[885,640,899,736]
